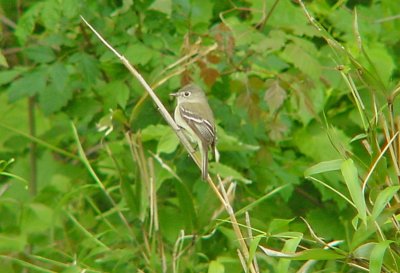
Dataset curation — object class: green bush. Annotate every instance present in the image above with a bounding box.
[0,0,399,272]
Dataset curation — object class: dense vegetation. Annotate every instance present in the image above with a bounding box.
[1,0,399,272]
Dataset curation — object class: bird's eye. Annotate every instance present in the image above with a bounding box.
[183,91,191,97]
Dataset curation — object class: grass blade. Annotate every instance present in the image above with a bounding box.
[341,159,367,223]
[370,240,392,273]
[304,159,344,177]
[371,186,400,220]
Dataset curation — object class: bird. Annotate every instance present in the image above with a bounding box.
[170,84,216,180]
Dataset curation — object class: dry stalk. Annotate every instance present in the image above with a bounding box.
[217,175,256,272]
[245,212,260,273]
[148,157,159,234]
[172,230,185,273]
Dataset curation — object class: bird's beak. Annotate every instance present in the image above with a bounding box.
[169,92,179,97]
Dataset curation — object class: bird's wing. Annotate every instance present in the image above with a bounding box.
[179,104,215,145]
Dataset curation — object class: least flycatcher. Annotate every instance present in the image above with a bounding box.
[170,84,216,180]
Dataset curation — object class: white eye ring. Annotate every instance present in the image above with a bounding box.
[183,91,191,97]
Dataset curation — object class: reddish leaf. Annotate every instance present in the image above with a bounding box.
[201,67,219,86]
[212,23,235,57]
[207,53,220,64]
[264,80,287,113]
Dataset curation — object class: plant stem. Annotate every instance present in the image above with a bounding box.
[28,96,37,196]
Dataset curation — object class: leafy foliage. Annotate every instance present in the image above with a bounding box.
[1,0,400,272]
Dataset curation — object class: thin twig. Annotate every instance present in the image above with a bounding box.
[255,0,281,31]
[362,130,399,194]
[375,14,400,24]
[0,15,17,28]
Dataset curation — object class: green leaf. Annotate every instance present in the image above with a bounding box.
[281,43,321,80]
[62,0,80,18]
[370,240,393,273]
[0,51,8,68]
[248,237,262,268]
[41,0,60,31]
[362,42,395,85]
[341,159,367,223]
[150,0,172,15]
[371,186,400,220]
[70,52,100,86]
[260,246,346,260]
[38,83,73,115]
[48,63,68,92]
[110,0,134,16]
[277,236,302,273]
[158,206,185,242]
[142,124,172,141]
[274,231,304,239]
[224,17,265,48]
[0,233,27,252]
[292,248,346,260]
[190,0,213,26]
[267,0,318,36]
[25,46,56,63]
[350,221,380,251]
[14,3,43,45]
[157,128,179,154]
[208,260,225,273]
[307,209,346,240]
[120,176,140,218]
[256,30,287,52]
[98,81,130,109]
[116,84,130,109]
[304,159,344,177]
[268,218,295,234]
[67,97,102,121]
[353,242,376,260]
[0,68,25,86]
[8,69,47,102]
[125,44,153,66]
[217,126,259,152]
[294,125,351,162]
[21,203,54,234]
[210,162,252,184]
[175,181,196,231]
[61,266,81,273]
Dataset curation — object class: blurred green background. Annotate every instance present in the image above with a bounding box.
[1,0,400,272]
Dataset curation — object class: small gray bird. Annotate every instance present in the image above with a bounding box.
[170,84,216,180]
